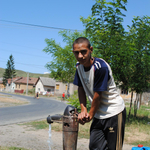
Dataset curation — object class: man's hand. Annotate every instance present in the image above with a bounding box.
[78,111,89,125]
[78,111,93,125]
[77,86,95,125]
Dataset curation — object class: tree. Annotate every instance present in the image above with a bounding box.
[43,30,85,94]
[80,0,128,85]
[80,0,150,120]
[80,0,135,96]
[3,54,16,86]
[127,16,150,118]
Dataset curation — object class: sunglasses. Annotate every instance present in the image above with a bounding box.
[73,50,87,55]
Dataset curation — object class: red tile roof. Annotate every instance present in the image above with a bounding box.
[14,77,38,85]
[7,77,22,84]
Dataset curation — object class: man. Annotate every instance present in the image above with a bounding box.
[62,92,65,101]
[73,37,126,150]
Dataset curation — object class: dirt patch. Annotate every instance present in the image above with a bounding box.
[0,123,134,150]
[0,94,28,107]
[125,129,149,144]
[0,123,89,150]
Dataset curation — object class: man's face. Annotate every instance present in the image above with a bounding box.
[73,42,93,67]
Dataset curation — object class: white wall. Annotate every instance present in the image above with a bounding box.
[36,80,55,95]
[35,80,44,93]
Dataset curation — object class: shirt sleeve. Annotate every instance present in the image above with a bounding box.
[73,69,82,87]
[94,67,109,92]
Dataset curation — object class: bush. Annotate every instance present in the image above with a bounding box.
[67,90,91,113]
[28,88,35,95]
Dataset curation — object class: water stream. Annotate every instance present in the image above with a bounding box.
[47,124,52,150]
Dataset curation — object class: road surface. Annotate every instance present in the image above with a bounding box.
[0,92,67,126]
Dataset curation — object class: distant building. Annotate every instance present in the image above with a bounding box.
[35,77,55,95]
[55,81,78,96]
[0,77,5,91]
[35,77,78,96]
[14,77,38,93]
[4,77,22,92]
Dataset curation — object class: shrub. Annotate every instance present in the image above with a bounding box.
[67,90,91,113]
[28,88,35,95]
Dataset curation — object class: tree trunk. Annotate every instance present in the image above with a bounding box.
[134,93,138,118]
[134,99,137,117]
[139,93,142,109]
[128,91,133,121]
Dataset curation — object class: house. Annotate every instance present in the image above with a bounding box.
[35,77,55,95]
[0,77,22,92]
[0,77,5,91]
[35,77,78,96]
[55,81,78,96]
[14,77,38,93]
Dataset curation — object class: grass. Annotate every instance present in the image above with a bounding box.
[22,119,91,139]
[0,146,28,150]
[124,105,150,146]
[0,94,12,97]
[0,94,28,108]
[21,103,150,147]
[22,119,48,130]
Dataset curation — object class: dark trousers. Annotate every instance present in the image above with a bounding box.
[89,108,126,150]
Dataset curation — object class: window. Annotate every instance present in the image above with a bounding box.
[66,85,68,91]
[56,84,59,90]
[47,89,51,92]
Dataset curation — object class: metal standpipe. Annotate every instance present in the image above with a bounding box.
[47,105,79,150]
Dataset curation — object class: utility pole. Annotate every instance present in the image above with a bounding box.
[11,74,13,93]
[26,72,29,95]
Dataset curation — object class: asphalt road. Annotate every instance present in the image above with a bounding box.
[0,92,67,126]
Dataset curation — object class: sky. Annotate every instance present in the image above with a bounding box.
[0,0,150,74]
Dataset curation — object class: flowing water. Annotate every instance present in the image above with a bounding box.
[47,124,52,150]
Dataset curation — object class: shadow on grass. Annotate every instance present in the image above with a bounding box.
[126,114,150,125]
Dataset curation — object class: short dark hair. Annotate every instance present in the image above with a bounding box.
[73,37,91,49]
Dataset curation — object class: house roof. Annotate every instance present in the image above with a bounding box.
[14,77,38,85]
[0,77,3,84]
[0,77,21,84]
[7,77,22,84]
[40,77,55,87]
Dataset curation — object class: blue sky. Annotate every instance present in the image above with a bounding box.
[0,0,150,74]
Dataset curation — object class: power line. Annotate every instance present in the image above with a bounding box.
[0,20,83,32]
[0,41,42,50]
[0,23,46,31]
[0,59,48,73]
[0,48,51,59]
[0,60,46,68]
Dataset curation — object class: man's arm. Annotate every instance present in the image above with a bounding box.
[78,86,88,125]
[78,87,102,124]
[88,91,102,121]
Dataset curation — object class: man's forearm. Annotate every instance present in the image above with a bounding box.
[89,92,102,119]
[78,86,87,111]
[78,86,89,124]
